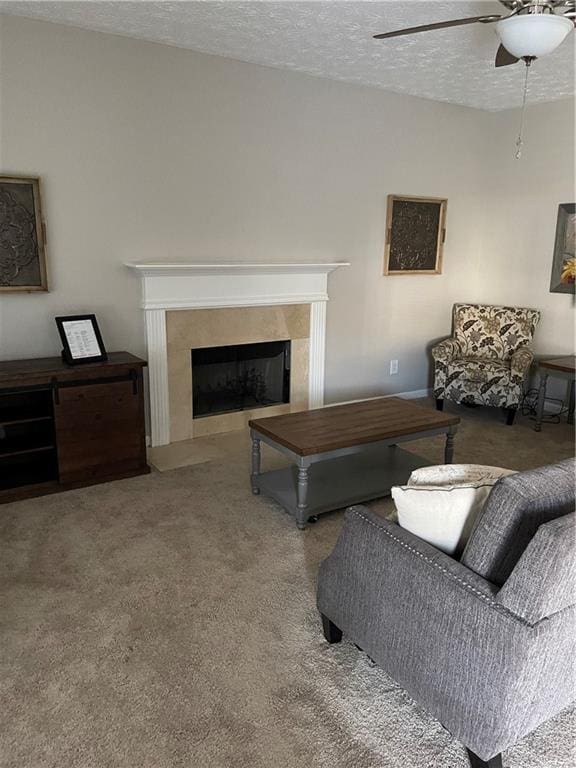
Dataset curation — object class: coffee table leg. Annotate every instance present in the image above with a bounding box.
[251,433,261,495]
[535,372,548,432]
[444,427,456,464]
[296,462,310,530]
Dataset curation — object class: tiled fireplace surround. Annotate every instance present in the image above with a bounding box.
[127,263,348,446]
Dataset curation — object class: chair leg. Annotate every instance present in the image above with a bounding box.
[506,408,516,426]
[321,614,342,644]
[466,749,503,768]
[436,398,444,411]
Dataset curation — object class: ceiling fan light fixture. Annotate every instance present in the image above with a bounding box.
[496,13,573,58]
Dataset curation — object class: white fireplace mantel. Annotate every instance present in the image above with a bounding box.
[126,261,349,446]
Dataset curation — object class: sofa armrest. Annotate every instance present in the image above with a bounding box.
[510,346,534,378]
[431,337,461,363]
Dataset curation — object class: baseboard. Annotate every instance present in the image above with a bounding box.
[393,388,432,400]
[145,390,565,448]
[327,389,432,408]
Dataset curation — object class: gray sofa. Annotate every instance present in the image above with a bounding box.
[316,459,576,768]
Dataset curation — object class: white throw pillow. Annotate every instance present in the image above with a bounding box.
[392,464,515,556]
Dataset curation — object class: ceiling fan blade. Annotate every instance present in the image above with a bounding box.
[373,15,501,40]
[495,44,520,67]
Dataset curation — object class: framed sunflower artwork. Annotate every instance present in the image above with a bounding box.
[550,203,575,295]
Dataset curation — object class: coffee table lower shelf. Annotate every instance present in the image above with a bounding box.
[253,445,430,527]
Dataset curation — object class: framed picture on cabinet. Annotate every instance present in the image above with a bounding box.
[55,314,108,365]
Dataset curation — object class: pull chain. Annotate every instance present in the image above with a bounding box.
[515,58,533,160]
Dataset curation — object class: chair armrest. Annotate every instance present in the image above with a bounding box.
[496,513,576,624]
[431,337,461,363]
[318,506,499,618]
[510,346,534,378]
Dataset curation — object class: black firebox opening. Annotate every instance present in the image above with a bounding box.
[192,340,291,418]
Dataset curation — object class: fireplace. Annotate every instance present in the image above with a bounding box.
[192,340,291,418]
[126,261,349,445]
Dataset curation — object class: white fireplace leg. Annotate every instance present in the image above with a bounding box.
[309,301,327,409]
[144,309,170,446]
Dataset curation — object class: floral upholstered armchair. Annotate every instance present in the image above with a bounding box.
[432,303,540,425]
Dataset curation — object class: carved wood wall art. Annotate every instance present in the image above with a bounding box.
[0,175,48,292]
[384,195,447,275]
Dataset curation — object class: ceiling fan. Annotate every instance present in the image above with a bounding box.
[374,1,575,67]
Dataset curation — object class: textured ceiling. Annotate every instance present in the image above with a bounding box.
[0,0,574,111]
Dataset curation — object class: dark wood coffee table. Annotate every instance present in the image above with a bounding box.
[249,397,459,529]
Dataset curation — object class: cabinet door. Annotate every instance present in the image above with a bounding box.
[54,375,147,485]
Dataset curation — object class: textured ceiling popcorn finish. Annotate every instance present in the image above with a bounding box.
[0,0,574,111]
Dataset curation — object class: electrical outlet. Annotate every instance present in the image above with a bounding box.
[390,359,399,375]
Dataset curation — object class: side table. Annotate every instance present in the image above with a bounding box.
[534,355,576,432]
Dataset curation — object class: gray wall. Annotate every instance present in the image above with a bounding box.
[0,17,573,405]
[479,99,575,357]
[479,99,575,403]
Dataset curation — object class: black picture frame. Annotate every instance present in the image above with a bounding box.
[55,314,108,365]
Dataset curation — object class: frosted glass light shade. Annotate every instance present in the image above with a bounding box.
[496,14,573,58]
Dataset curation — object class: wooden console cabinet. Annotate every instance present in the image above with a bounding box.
[0,352,149,504]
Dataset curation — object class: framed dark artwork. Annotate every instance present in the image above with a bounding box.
[384,195,447,275]
[549,203,575,295]
[55,314,108,365]
[0,175,48,292]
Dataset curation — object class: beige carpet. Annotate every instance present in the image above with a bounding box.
[0,403,574,768]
